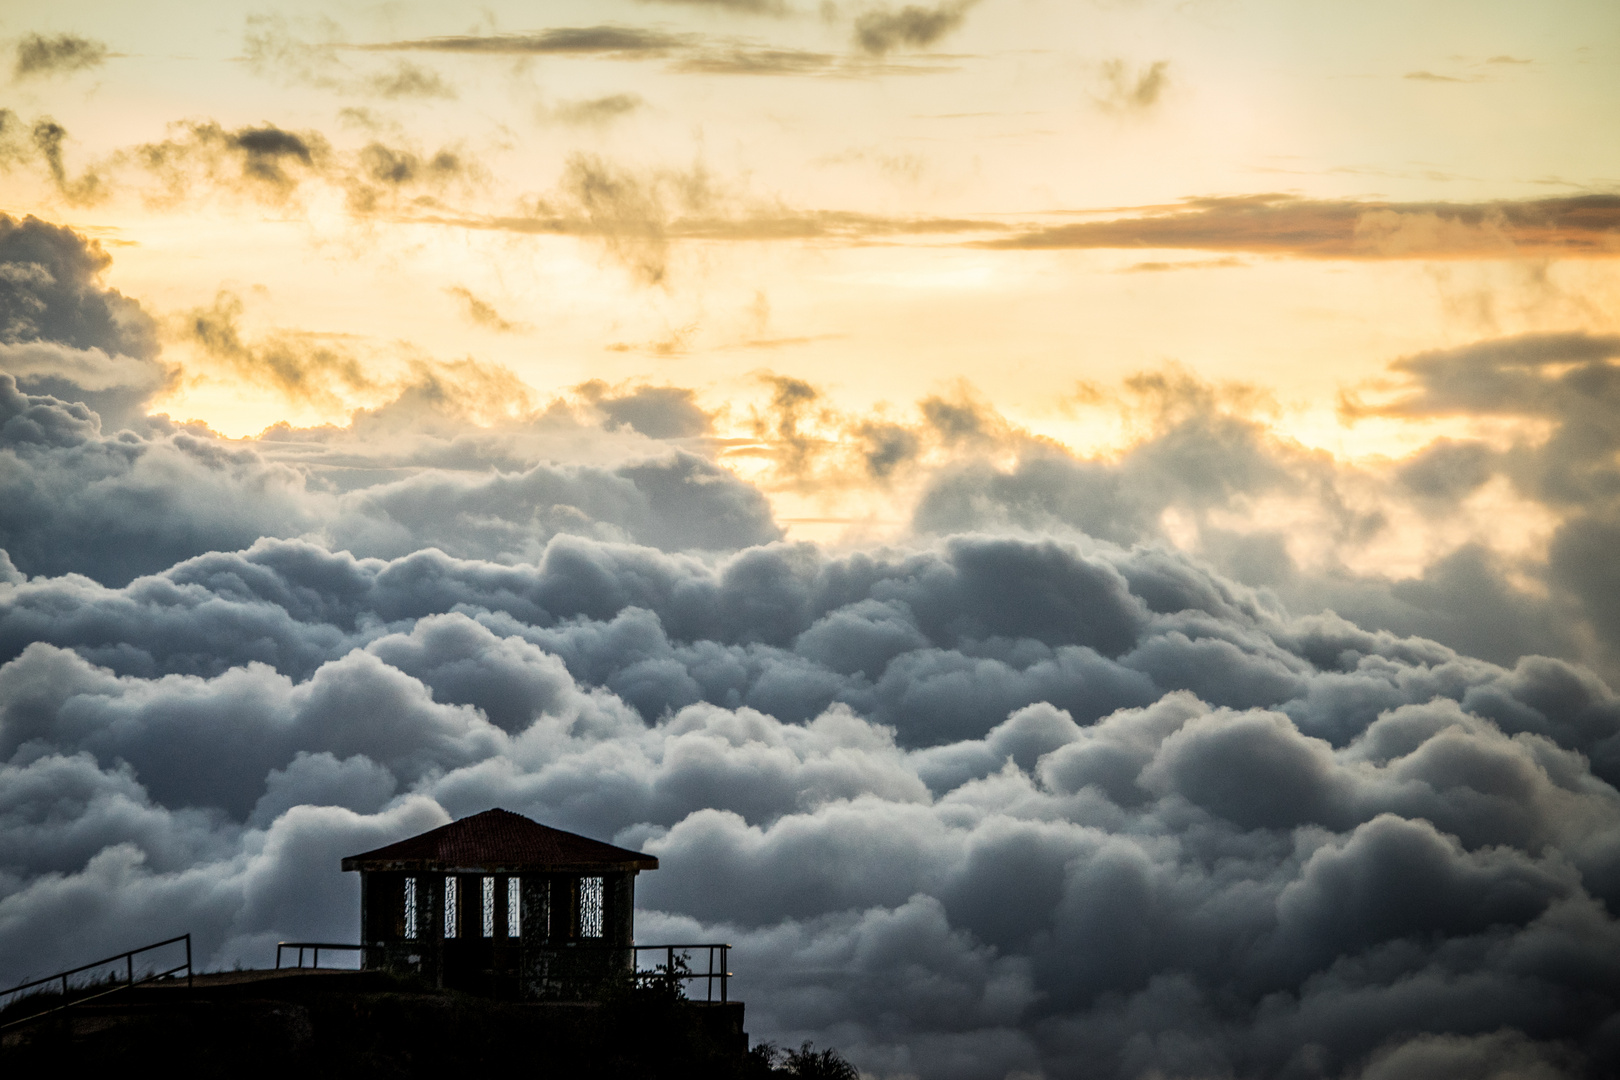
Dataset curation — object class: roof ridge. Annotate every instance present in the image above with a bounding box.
[340,808,659,873]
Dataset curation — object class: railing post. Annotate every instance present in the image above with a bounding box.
[313,946,320,970]
[186,934,193,989]
[721,945,728,1003]
[127,952,134,992]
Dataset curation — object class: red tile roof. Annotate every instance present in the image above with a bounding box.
[340,808,658,873]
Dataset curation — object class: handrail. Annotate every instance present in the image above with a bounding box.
[533,943,726,1002]
[275,939,733,1002]
[275,942,363,970]
[0,933,192,1030]
[629,943,732,1003]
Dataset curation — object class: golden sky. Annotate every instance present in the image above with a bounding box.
[3,0,1619,587]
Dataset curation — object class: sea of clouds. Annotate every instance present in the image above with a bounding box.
[4,212,1620,1080]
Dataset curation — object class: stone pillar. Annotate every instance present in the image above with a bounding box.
[358,871,371,969]
[418,872,444,987]
[520,875,550,943]
[552,876,579,941]
[608,872,635,946]
[493,874,510,940]
[608,871,635,973]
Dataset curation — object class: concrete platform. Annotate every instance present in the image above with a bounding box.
[2,967,752,1078]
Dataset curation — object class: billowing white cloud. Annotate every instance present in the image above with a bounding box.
[3,217,1620,1079]
[3,523,1619,1077]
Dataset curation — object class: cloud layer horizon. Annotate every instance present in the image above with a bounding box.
[4,213,1620,1080]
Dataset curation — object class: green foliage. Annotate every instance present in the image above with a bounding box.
[749,1040,859,1080]
[643,951,692,1002]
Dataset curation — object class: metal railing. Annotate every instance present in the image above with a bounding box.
[629,943,732,1002]
[275,942,363,970]
[281,939,733,1002]
[367,939,734,1002]
[0,933,192,1030]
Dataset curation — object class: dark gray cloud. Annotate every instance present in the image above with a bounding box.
[3,494,1620,1080]
[135,120,330,203]
[4,231,1620,1077]
[853,1,978,55]
[27,116,106,204]
[895,341,1620,692]
[578,381,713,439]
[0,374,320,585]
[124,116,477,216]
[0,213,168,428]
[0,111,478,218]
[1340,332,1620,673]
[3,526,1616,1076]
[332,448,783,560]
[0,214,156,360]
[0,370,779,586]
[13,33,109,80]
[636,0,792,14]
[359,142,460,185]
[225,126,316,186]
[345,141,470,212]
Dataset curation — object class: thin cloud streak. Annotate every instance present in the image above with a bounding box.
[414,190,1620,264]
[354,26,957,77]
[26,108,1614,266]
[412,207,1007,241]
[983,193,1620,259]
[357,26,696,57]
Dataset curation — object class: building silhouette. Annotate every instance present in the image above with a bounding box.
[342,808,663,997]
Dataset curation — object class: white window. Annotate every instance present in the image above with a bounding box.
[444,877,459,939]
[404,877,418,940]
[507,877,521,938]
[482,876,496,938]
[579,876,604,939]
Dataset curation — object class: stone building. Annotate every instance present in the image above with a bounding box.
[341,808,661,997]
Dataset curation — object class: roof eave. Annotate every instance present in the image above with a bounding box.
[341,857,659,874]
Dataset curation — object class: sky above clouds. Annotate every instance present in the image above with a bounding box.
[3,2,1620,1078]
